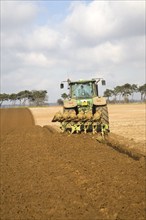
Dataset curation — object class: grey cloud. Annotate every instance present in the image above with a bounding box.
[1,1,38,31]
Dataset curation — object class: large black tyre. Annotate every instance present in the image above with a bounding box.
[96,105,109,126]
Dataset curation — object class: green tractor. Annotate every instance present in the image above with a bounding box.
[52,78,109,135]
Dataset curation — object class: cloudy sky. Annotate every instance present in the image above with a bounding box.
[1,0,145,102]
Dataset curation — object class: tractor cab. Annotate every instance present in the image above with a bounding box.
[60,79,106,99]
[69,81,95,99]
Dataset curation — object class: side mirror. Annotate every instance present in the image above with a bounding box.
[60,83,64,89]
[101,80,106,86]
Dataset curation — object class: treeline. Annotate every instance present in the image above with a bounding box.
[104,83,146,103]
[0,90,48,106]
[57,83,146,105]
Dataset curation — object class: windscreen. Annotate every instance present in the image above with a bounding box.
[70,82,93,98]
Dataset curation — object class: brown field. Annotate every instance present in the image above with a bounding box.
[0,104,146,220]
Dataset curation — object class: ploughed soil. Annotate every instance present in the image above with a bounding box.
[0,108,146,220]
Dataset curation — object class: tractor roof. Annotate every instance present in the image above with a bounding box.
[69,79,97,85]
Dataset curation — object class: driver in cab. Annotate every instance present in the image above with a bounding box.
[78,85,89,97]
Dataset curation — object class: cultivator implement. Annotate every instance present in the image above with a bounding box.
[52,110,109,136]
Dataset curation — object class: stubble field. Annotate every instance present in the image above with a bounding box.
[0,104,146,220]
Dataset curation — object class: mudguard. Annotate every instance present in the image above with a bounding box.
[64,99,77,108]
[93,97,106,106]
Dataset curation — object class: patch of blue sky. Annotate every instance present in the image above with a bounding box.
[36,0,93,26]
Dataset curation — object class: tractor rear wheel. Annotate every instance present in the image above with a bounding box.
[96,105,109,127]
